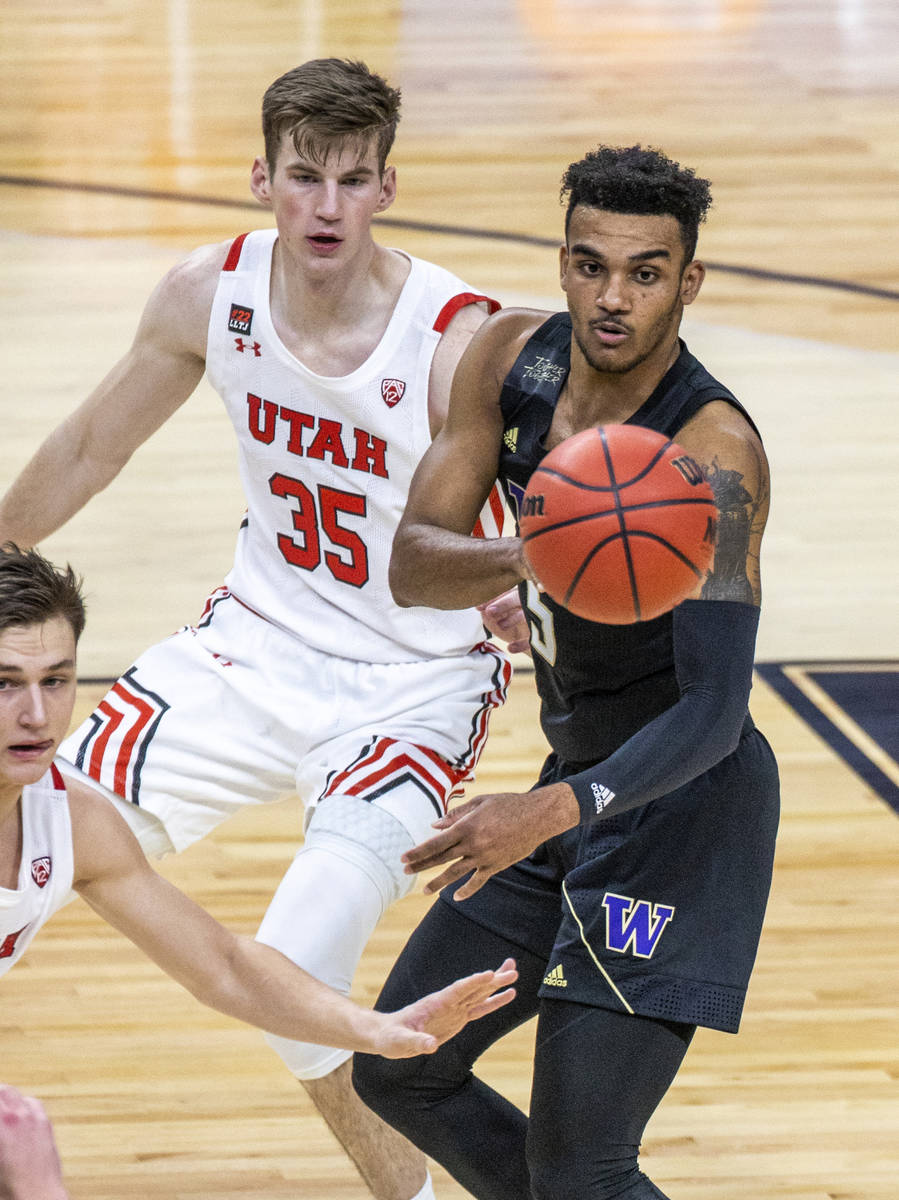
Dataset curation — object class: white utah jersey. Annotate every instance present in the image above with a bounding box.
[0,764,74,978]
[205,230,503,663]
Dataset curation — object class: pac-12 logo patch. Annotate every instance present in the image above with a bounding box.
[31,856,51,888]
[228,303,254,335]
[381,378,406,407]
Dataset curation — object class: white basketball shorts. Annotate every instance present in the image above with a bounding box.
[60,589,511,853]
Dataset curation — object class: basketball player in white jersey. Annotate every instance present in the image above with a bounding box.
[0,60,523,1200]
[0,543,518,1192]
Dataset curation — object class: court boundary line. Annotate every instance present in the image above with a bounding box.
[755,661,899,815]
[2,173,897,303]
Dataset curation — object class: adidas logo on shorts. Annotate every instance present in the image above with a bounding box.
[542,963,567,988]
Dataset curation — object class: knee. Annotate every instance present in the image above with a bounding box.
[527,1138,644,1199]
[263,1031,352,1081]
[350,1051,414,1121]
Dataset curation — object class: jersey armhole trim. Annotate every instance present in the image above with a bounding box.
[432,293,501,334]
[222,233,250,272]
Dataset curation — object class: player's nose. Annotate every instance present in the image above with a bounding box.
[19,685,47,727]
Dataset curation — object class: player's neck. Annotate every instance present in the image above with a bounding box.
[270,241,409,374]
[565,335,681,428]
[0,794,23,890]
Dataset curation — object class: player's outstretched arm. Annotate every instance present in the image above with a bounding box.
[68,779,516,1056]
[390,309,543,612]
[0,243,224,549]
[0,1085,69,1200]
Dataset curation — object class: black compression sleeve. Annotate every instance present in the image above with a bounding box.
[567,599,760,823]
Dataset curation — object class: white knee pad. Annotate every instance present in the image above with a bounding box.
[306,793,418,907]
[257,795,415,1081]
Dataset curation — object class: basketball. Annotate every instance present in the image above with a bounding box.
[519,424,717,624]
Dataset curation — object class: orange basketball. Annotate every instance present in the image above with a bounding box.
[519,424,717,624]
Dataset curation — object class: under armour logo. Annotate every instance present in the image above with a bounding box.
[235,337,262,356]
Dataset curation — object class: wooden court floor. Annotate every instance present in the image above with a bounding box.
[1,1,897,1197]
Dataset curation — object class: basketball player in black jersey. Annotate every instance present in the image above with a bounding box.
[353,146,780,1199]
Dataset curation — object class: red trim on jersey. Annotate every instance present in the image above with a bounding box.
[432,293,500,334]
[472,482,506,540]
[222,233,250,272]
[487,484,506,533]
[50,763,65,790]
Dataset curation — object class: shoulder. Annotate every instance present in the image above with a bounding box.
[153,238,233,311]
[678,399,768,480]
[138,238,235,355]
[65,776,143,888]
[467,307,554,375]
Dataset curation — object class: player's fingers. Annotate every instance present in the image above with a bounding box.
[421,858,473,894]
[464,986,517,1020]
[397,1032,439,1057]
[402,833,463,872]
[450,866,494,900]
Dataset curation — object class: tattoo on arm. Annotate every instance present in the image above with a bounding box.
[701,447,768,603]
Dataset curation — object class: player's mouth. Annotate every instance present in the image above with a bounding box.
[591,320,630,346]
[307,233,343,253]
[7,740,54,761]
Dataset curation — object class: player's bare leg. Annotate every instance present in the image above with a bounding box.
[302,1060,432,1200]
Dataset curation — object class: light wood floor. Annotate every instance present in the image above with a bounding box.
[1,1,897,1197]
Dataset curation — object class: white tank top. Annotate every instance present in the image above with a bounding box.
[205,230,503,663]
[0,764,74,978]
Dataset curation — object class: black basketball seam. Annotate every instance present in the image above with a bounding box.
[533,434,675,493]
[561,529,706,616]
[520,495,717,543]
[597,426,641,620]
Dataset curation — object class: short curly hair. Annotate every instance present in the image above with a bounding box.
[561,145,712,264]
[0,542,85,643]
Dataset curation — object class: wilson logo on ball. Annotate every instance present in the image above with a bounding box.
[519,424,717,625]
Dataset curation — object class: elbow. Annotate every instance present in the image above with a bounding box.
[388,528,419,608]
[388,554,415,608]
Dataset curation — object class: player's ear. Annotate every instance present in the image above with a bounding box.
[680,259,705,306]
[375,165,397,213]
[250,157,273,206]
[559,243,570,293]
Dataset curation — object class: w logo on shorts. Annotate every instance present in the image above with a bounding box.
[70,668,170,804]
[602,892,675,959]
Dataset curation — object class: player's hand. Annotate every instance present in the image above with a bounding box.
[477,588,531,655]
[0,1085,68,1200]
[403,785,580,900]
[373,959,518,1057]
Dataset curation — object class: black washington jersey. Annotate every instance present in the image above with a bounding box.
[498,313,761,765]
